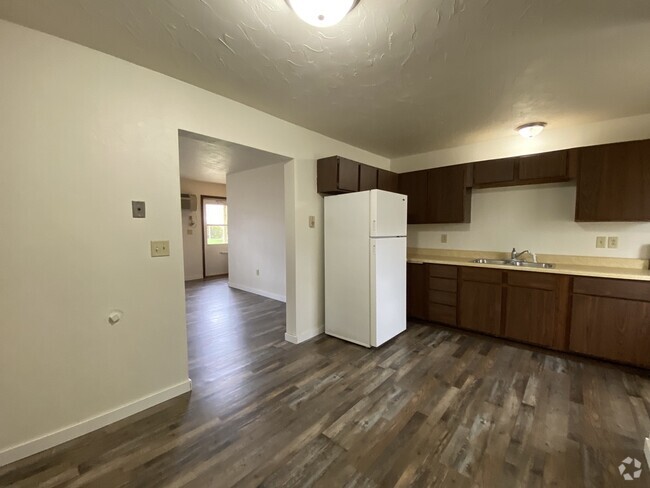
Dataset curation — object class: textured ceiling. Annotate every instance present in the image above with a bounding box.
[178,130,291,184]
[1,0,649,157]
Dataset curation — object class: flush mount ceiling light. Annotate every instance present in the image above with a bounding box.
[286,0,360,27]
[517,122,547,138]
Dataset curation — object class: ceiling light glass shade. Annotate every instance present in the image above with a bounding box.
[287,0,356,27]
[517,122,547,138]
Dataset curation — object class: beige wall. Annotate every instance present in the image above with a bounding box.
[179,178,227,281]
[392,113,650,259]
[284,160,325,343]
[0,19,388,466]
[228,164,286,301]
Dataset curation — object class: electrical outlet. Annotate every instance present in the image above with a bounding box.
[150,240,170,257]
[187,229,193,235]
[441,234,448,244]
[596,236,607,249]
[309,216,315,228]
[607,236,619,249]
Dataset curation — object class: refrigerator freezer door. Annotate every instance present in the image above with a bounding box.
[370,190,408,237]
[370,237,407,347]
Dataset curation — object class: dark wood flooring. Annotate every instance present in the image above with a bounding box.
[2,277,650,487]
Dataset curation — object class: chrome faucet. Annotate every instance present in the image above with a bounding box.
[511,248,537,263]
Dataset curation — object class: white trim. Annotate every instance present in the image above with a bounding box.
[644,437,650,471]
[228,282,286,302]
[0,379,192,468]
[284,326,324,344]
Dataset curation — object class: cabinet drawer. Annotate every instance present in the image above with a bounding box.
[573,277,650,302]
[506,271,558,291]
[428,264,458,279]
[461,267,502,284]
[428,303,457,326]
[429,277,457,293]
[429,290,456,306]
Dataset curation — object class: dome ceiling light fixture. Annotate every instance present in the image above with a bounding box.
[286,0,360,27]
[517,122,547,138]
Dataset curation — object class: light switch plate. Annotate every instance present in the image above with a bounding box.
[607,236,619,249]
[441,234,448,244]
[596,236,606,249]
[150,240,170,257]
[132,201,146,218]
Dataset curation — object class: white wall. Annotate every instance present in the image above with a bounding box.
[179,178,227,281]
[284,160,325,343]
[408,183,650,258]
[228,164,286,301]
[0,19,388,466]
[393,113,650,259]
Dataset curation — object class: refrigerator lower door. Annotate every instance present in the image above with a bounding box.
[370,237,407,347]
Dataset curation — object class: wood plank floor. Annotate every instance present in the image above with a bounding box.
[2,276,650,487]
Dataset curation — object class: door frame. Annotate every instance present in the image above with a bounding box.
[200,194,228,279]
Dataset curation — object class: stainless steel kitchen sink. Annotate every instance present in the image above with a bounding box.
[471,258,554,269]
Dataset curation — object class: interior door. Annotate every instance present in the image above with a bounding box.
[203,197,228,277]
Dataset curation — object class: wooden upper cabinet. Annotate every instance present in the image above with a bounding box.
[472,150,575,188]
[377,169,399,192]
[398,170,429,224]
[427,164,472,223]
[359,164,378,191]
[317,156,359,194]
[518,150,575,184]
[473,158,517,187]
[318,157,400,196]
[575,139,650,221]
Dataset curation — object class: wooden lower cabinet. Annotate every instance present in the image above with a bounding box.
[570,294,650,368]
[503,272,569,350]
[407,263,428,320]
[410,264,650,369]
[458,280,502,335]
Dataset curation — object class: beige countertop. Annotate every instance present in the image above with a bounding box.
[408,248,650,282]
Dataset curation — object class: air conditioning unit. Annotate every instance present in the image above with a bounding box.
[180,193,198,211]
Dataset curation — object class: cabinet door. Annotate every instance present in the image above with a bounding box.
[518,151,569,183]
[338,157,360,192]
[473,158,517,187]
[504,287,562,349]
[427,165,471,223]
[398,170,429,224]
[458,280,502,335]
[575,139,650,221]
[570,294,650,368]
[359,164,378,191]
[378,169,399,192]
[407,263,428,320]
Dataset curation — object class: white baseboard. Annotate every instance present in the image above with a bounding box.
[645,437,650,470]
[0,379,192,468]
[228,282,286,302]
[285,326,324,344]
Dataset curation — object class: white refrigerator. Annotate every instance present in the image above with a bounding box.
[324,190,408,347]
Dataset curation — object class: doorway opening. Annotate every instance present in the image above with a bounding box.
[201,196,229,278]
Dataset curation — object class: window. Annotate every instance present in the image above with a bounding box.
[205,201,228,245]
